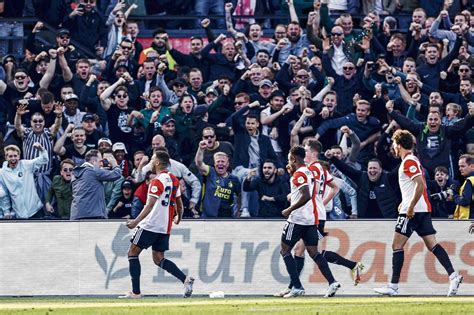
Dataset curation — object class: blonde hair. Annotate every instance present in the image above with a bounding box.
[4,144,21,155]
[214,152,229,161]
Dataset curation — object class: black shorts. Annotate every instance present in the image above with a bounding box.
[395,212,437,238]
[281,222,323,247]
[130,227,170,252]
[318,220,327,237]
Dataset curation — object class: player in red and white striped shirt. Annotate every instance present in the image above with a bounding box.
[375,130,463,297]
[120,150,194,299]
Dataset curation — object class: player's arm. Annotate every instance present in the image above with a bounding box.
[323,179,340,206]
[282,184,311,218]
[174,196,183,225]
[195,140,210,175]
[407,175,424,218]
[126,195,157,228]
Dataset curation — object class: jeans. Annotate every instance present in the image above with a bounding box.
[195,0,225,29]
[0,22,24,57]
[232,166,260,216]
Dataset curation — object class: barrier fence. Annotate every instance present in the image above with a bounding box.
[1,220,473,296]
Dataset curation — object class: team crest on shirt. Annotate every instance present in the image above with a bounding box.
[228,182,233,188]
[409,166,417,173]
[151,186,158,193]
[297,176,305,184]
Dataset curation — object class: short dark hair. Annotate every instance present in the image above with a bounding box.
[155,150,170,166]
[368,158,383,168]
[41,91,55,104]
[149,86,163,96]
[434,166,448,174]
[263,159,276,167]
[85,149,100,162]
[152,27,167,37]
[246,113,260,121]
[290,145,306,160]
[392,129,415,150]
[60,158,75,169]
[256,49,270,57]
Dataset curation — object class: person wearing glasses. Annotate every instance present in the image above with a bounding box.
[45,159,75,219]
[14,100,63,202]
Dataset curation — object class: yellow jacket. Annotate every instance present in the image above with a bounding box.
[453,176,474,219]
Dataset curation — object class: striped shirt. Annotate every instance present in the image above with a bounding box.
[23,128,54,174]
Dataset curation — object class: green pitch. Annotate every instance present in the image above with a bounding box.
[0,297,473,314]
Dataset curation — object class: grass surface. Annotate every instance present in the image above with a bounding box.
[0,297,473,314]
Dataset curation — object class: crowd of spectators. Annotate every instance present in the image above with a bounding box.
[1,0,474,220]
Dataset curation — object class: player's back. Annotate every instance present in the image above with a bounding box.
[288,166,318,226]
[139,171,181,234]
[398,154,431,214]
[308,161,333,221]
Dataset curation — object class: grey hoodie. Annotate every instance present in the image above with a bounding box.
[70,163,122,220]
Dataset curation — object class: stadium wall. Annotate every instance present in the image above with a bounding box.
[1,220,473,296]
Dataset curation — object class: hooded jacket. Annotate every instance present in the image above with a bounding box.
[70,163,121,220]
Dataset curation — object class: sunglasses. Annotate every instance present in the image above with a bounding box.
[121,46,132,50]
[343,67,355,70]
[234,101,245,105]
[60,35,70,39]
[63,168,73,172]
[116,94,128,98]
[331,32,343,36]
[82,0,95,3]
[15,75,26,80]
[203,135,215,139]
[32,119,44,123]
[459,68,470,72]
[174,84,185,88]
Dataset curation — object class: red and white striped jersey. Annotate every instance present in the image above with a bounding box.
[398,154,432,214]
[138,171,181,234]
[288,166,319,226]
[308,161,334,221]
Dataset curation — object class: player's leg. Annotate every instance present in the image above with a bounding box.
[318,222,363,285]
[280,222,305,297]
[119,228,147,299]
[152,234,195,298]
[418,216,463,296]
[374,231,409,296]
[288,240,306,288]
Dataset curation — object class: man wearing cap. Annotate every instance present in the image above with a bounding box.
[158,77,188,105]
[251,79,274,104]
[203,87,218,106]
[149,116,181,162]
[83,113,105,150]
[109,179,134,219]
[63,93,86,127]
[112,142,132,177]
[98,137,113,155]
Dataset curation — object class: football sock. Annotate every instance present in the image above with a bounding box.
[432,244,455,276]
[289,256,305,289]
[159,258,187,283]
[312,253,336,284]
[322,250,357,270]
[128,256,141,294]
[391,249,404,284]
[282,253,303,289]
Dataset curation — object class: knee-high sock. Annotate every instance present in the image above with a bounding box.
[282,253,303,289]
[432,244,455,276]
[391,249,404,284]
[312,253,336,284]
[129,256,141,294]
[288,256,305,288]
[322,250,357,270]
[159,258,187,283]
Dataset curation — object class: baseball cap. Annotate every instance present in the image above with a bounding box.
[259,79,273,88]
[112,142,128,153]
[171,78,187,87]
[269,90,286,100]
[121,180,134,189]
[98,137,112,146]
[82,113,95,122]
[64,94,79,102]
[161,115,175,125]
[57,29,70,37]
[205,86,218,96]
[194,105,207,117]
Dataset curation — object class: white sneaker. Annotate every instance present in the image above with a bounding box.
[447,272,463,297]
[240,208,251,218]
[324,282,341,298]
[351,262,365,286]
[374,285,399,296]
[273,287,291,297]
[183,277,195,298]
[283,287,305,298]
[118,291,143,299]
